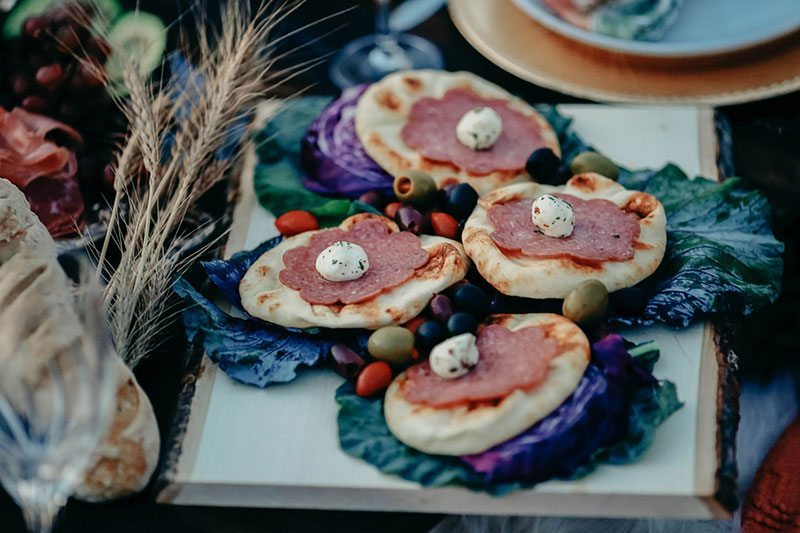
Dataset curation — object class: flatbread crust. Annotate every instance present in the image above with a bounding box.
[384,313,590,456]
[354,70,560,195]
[462,173,667,299]
[240,214,470,329]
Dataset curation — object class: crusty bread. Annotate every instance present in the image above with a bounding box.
[0,178,53,264]
[0,180,159,501]
[354,70,560,195]
[462,173,667,298]
[240,214,470,329]
[384,313,590,456]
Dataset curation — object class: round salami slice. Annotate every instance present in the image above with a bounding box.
[400,324,560,408]
[400,88,547,176]
[488,194,640,264]
[279,217,429,305]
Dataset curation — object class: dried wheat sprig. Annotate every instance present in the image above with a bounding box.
[90,0,313,367]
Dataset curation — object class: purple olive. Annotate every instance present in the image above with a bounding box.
[395,205,424,234]
[429,294,454,322]
[358,191,385,210]
[330,344,366,380]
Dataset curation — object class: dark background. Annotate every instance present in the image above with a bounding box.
[1,0,798,530]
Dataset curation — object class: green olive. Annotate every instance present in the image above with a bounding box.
[367,326,416,366]
[393,170,438,208]
[571,152,620,181]
[562,280,609,324]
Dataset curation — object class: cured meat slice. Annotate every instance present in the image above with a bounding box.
[400,88,546,176]
[401,324,560,408]
[1,107,85,237]
[279,218,429,305]
[24,177,84,238]
[488,194,640,264]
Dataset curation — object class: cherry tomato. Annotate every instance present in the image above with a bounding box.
[275,210,318,237]
[356,361,393,398]
[384,201,403,219]
[404,316,426,335]
[430,212,460,239]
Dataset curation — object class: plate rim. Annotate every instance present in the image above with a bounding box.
[450,0,800,105]
[512,0,800,58]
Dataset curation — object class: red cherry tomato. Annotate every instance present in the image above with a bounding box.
[356,361,393,398]
[404,316,426,335]
[430,212,459,239]
[275,210,319,237]
[384,201,403,219]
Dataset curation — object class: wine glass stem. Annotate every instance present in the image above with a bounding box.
[21,499,58,533]
[375,0,391,36]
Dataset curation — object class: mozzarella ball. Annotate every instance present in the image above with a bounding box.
[455,106,503,151]
[429,333,480,379]
[315,241,369,282]
[531,194,575,238]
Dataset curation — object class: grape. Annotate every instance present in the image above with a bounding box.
[35,64,65,89]
[22,16,48,39]
[21,95,49,113]
[1,2,122,190]
[11,74,33,96]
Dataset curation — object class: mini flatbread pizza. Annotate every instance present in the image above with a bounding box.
[384,313,590,455]
[240,214,469,329]
[354,70,560,195]
[462,173,667,299]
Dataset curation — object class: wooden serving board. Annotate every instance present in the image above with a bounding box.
[157,104,736,519]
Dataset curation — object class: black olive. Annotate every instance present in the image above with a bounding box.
[446,183,479,221]
[525,148,561,184]
[416,321,448,350]
[453,284,490,318]
[447,312,478,336]
[610,287,648,315]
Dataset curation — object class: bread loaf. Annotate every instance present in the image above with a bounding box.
[0,179,160,501]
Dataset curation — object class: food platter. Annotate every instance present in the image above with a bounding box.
[449,0,800,105]
[157,103,738,519]
[512,0,800,58]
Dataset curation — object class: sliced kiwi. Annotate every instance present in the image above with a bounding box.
[104,11,167,85]
[2,0,123,37]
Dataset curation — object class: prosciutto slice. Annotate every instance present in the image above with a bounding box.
[488,194,640,264]
[0,107,84,237]
[279,218,429,305]
[401,324,560,408]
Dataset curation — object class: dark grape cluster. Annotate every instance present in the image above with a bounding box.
[1,3,121,191]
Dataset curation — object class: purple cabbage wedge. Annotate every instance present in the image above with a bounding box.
[301,84,394,198]
[461,335,651,483]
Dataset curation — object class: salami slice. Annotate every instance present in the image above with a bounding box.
[400,88,547,176]
[401,324,560,408]
[279,218,429,305]
[488,194,640,264]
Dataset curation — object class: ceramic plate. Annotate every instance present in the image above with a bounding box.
[513,0,800,58]
[449,0,800,104]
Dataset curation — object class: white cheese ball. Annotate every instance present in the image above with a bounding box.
[455,106,503,151]
[531,194,575,238]
[429,333,480,379]
[315,241,369,282]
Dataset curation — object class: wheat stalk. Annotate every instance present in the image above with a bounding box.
[89,0,313,367]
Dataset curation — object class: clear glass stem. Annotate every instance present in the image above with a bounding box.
[15,481,65,533]
[374,0,391,36]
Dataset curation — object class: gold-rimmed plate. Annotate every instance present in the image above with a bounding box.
[449,0,800,105]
